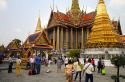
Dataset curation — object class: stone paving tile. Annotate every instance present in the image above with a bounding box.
[0,64,125,82]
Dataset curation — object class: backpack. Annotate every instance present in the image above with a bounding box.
[32,69,36,75]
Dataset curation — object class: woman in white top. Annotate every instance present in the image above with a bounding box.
[83,58,94,82]
[74,58,82,82]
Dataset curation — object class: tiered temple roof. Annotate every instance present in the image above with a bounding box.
[47,0,122,34]
[6,40,21,52]
[23,17,53,50]
[86,0,123,48]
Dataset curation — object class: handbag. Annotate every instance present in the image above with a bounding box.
[101,68,106,75]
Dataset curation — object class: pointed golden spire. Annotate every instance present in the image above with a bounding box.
[71,0,80,11]
[70,0,81,25]
[86,0,122,48]
[35,16,42,33]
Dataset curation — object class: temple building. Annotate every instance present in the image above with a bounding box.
[83,0,124,59]
[46,0,122,53]
[6,39,22,57]
[23,17,53,58]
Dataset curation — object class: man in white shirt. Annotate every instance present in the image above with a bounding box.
[64,56,68,67]
[29,56,35,70]
[83,58,94,82]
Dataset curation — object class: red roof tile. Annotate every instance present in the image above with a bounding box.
[54,12,70,22]
[83,12,95,21]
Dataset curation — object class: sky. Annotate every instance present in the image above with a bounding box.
[0,0,125,46]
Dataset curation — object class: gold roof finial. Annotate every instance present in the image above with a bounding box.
[99,0,104,3]
[70,0,81,25]
[71,0,80,11]
[35,17,42,33]
[96,0,107,15]
[35,11,42,33]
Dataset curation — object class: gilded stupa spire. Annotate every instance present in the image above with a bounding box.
[35,16,42,33]
[70,0,81,24]
[86,0,122,48]
[71,0,80,11]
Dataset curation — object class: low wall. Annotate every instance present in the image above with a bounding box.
[79,58,114,66]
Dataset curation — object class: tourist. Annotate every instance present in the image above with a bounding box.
[16,56,22,77]
[64,56,68,67]
[46,56,52,73]
[83,58,94,82]
[86,56,89,63]
[91,58,95,72]
[53,58,57,64]
[97,58,103,73]
[65,60,74,82]
[73,58,82,82]
[35,54,41,74]
[84,57,86,65]
[29,55,35,70]
[57,57,63,72]
[8,56,13,73]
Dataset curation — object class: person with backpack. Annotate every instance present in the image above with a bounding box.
[83,58,94,82]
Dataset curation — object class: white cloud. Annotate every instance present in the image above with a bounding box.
[109,0,125,7]
[0,0,7,10]
[86,6,95,13]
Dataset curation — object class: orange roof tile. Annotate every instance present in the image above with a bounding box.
[54,12,70,23]
[83,12,95,21]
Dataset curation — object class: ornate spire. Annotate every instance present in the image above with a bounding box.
[35,17,42,33]
[71,0,80,11]
[70,0,81,24]
[86,0,122,48]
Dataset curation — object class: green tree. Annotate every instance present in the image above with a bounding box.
[111,55,125,82]
[68,49,80,58]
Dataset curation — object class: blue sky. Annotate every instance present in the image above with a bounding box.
[0,0,125,46]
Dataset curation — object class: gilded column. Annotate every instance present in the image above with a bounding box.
[70,28,73,49]
[81,28,84,48]
[53,28,55,49]
[66,28,68,49]
[76,29,78,48]
[56,27,60,50]
[61,27,63,49]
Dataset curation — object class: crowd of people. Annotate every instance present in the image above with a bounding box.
[64,56,106,82]
[4,54,107,82]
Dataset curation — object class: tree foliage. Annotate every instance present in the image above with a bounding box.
[68,49,80,58]
[111,55,125,82]
[111,55,125,67]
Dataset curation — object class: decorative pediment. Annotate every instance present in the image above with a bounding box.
[35,31,50,45]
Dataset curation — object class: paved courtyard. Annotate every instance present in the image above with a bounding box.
[0,64,125,82]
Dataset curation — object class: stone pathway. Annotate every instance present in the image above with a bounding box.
[0,64,125,82]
